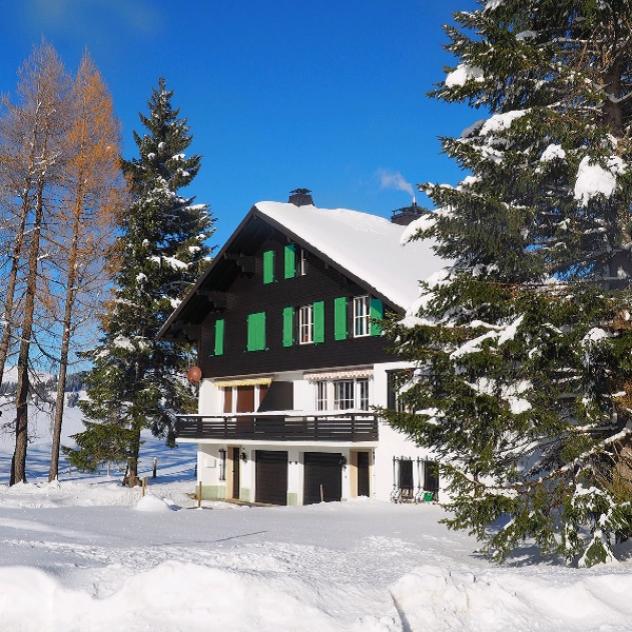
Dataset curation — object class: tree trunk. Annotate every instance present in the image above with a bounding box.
[48,195,81,482]
[11,170,46,485]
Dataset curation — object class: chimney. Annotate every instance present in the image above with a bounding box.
[391,200,424,225]
[288,188,314,206]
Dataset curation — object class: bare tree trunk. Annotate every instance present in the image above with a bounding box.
[48,201,80,482]
[11,171,45,485]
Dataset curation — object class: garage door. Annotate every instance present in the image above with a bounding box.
[255,450,288,505]
[304,452,342,505]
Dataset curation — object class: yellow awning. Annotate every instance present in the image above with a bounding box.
[214,377,272,388]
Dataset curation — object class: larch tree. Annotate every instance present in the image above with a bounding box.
[385,1,632,566]
[48,54,124,482]
[68,78,214,485]
[6,44,70,485]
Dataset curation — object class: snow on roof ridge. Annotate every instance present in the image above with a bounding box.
[254,201,444,310]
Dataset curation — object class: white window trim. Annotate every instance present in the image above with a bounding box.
[353,295,370,338]
[299,304,314,345]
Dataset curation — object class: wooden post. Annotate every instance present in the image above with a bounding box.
[320,484,324,503]
[197,481,203,508]
[152,457,158,479]
[142,477,148,497]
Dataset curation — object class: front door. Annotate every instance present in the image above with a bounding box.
[232,447,240,499]
[357,451,370,497]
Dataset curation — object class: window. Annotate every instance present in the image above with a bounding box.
[299,248,307,276]
[316,378,371,411]
[246,312,266,351]
[353,296,370,337]
[218,449,226,481]
[334,380,355,410]
[316,381,327,411]
[299,304,314,344]
[357,378,369,410]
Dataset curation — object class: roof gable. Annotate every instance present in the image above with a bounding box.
[158,201,444,338]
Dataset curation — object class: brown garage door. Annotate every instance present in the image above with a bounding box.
[304,452,342,505]
[255,450,288,505]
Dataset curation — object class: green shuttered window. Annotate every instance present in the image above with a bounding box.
[284,244,296,279]
[282,306,294,347]
[313,300,325,343]
[247,312,266,351]
[214,319,225,356]
[370,297,384,336]
[334,297,348,340]
[263,250,275,284]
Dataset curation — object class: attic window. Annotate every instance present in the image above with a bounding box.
[299,248,307,276]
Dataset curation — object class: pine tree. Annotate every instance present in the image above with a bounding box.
[68,78,214,486]
[385,1,632,566]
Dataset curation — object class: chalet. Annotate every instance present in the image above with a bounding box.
[158,189,444,505]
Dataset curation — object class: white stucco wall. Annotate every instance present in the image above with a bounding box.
[189,362,445,504]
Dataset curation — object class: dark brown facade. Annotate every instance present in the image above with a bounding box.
[169,211,401,379]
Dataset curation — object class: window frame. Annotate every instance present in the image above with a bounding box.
[316,381,328,411]
[298,304,314,345]
[353,295,370,338]
[333,379,355,410]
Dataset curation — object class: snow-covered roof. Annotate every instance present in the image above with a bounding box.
[254,201,444,310]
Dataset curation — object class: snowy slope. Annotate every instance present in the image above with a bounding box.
[1,488,632,631]
[255,202,444,309]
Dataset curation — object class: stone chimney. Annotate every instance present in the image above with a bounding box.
[288,188,314,206]
[391,200,424,225]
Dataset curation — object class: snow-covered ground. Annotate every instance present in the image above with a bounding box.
[2,402,632,630]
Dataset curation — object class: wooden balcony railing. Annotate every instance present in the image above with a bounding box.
[175,413,379,442]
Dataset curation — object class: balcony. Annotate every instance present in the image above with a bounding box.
[175,412,379,443]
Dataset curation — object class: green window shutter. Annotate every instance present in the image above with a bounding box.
[282,307,294,347]
[247,312,266,351]
[313,300,325,343]
[284,244,296,279]
[370,297,384,335]
[334,297,348,341]
[263,250,275,285]
[214,319,225,356]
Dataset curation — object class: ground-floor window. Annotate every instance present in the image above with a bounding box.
[392,457,439,501]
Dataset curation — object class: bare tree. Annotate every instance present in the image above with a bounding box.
[48,54,123,481]
[10,43,70,485]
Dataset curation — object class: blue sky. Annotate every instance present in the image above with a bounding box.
[0,0,478,246]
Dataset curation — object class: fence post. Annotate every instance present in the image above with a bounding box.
[320,484,324,503]
[197,480,203,508]
[142,477,148,497]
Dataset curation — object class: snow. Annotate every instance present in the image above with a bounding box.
[574,156,626,206]
[255,201,445,310]
[444,63,485,88]
[112,335,134,351]
[540,143,566,162]
[479,110,527,136]
[135,493,174,512]
[3,479,632,631]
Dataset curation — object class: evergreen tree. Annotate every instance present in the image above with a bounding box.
[386,1,632,566]
[68,79,213,485]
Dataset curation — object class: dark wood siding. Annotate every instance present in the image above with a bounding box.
[303,452,342,504]
[255,450,288,505]
[198,219,397,379]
